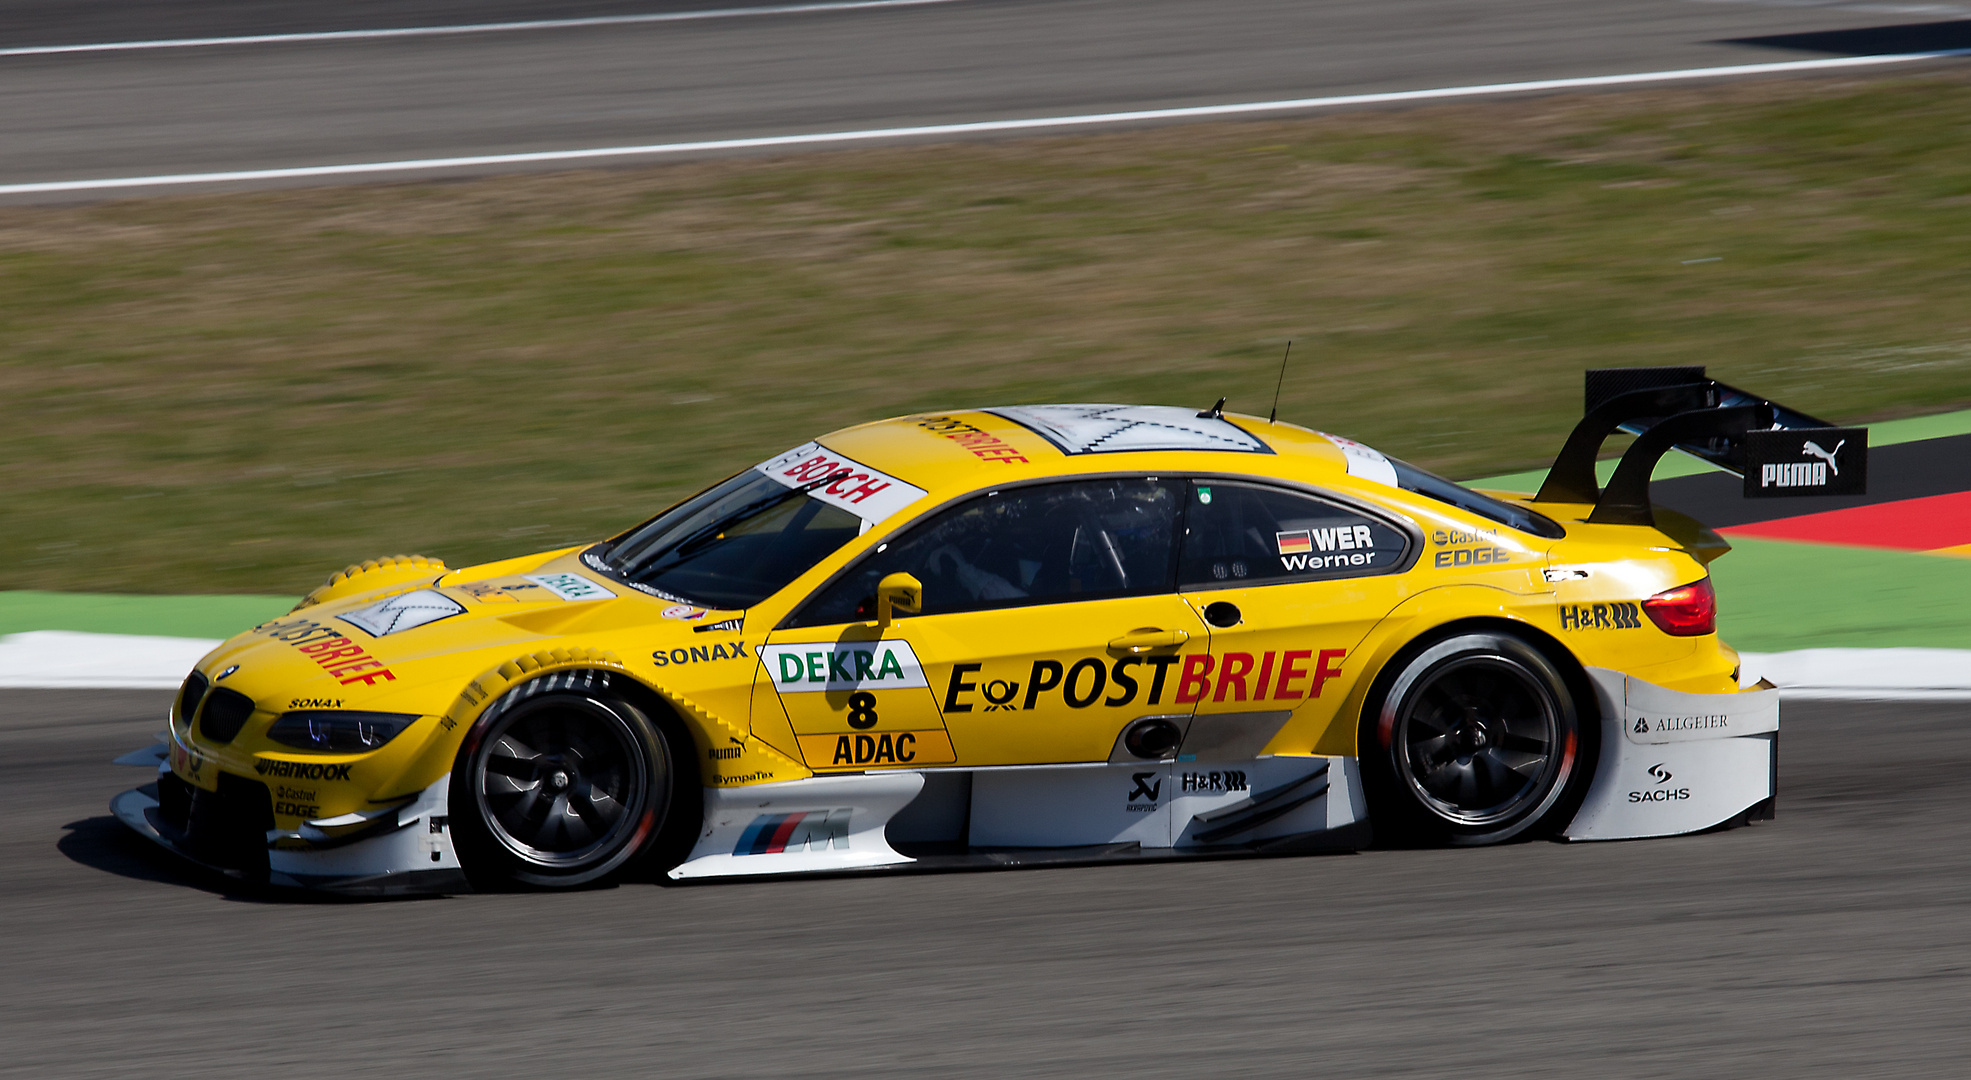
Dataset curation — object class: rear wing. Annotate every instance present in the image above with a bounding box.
[1533,366,1866,527]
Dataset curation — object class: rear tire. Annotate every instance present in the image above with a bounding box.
[1361,631,1595,846]
[450,673,675,889]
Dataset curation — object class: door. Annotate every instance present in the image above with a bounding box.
[1174,479,1416,759]
[783,476,1208,767]
[754,626,957,771]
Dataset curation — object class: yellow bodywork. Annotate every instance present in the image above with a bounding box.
[168,408,1741,831]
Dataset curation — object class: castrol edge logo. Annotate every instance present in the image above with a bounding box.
[756,442,928,524]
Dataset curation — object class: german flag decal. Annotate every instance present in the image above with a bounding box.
[1276,530,1313,555]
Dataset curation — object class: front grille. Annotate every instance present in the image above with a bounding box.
[178,672,208,729]
[198,687,255,744]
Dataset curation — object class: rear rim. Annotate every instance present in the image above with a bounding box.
[471,696,654,870]
[1392,654,1567,828]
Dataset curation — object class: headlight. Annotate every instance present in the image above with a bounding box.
[266,711,419,752]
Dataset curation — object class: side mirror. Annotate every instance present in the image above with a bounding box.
[875,572,922,628]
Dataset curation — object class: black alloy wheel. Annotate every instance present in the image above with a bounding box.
[451,675,674,888]
[1363,632,1594,846]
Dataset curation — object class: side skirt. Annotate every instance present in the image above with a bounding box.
[667,756,1369,882]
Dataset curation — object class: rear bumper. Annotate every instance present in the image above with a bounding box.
[1562,668,1779,840]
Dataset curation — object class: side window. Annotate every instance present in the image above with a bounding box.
[793,478,1180,626]
[1179,481,1408,587]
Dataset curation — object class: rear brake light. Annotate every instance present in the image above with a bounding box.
[1642,578,1716,636]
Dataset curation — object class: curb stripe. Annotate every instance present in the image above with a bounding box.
[4,50,1969,196]
[0,0,966,58]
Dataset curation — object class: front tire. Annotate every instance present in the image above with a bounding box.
[450,673,674,889]
[1362,631,1595,846]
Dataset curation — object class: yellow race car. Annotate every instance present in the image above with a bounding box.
[115,367,1863,894]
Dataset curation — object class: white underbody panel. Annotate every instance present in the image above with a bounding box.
[970,757,1360,848]
[669,772,925,879]
[1563,668,1779,841]
[668,755,1366,880]
[269,774,460,885]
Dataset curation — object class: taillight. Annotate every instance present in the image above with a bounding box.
[1643,578,1717,636]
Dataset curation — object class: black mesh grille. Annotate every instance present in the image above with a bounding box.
[178,672,208,729]
[198,687,255,744]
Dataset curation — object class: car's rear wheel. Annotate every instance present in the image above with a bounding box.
[1362,631,1595,846]
[450,673,675,889]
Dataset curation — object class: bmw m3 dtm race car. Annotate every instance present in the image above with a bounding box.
[114,366,1864,894]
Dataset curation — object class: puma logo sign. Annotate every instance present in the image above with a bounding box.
[1801,439,1844,475]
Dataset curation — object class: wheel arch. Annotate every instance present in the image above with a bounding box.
[434,653,712,885]
[1307,583,1591,759]
[1344,612,1603,846]
[1351,614,1599,758]
[386,648,732,799]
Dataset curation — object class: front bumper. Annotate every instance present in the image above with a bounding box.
[1561,668,1780,840]
[114,757,467,896]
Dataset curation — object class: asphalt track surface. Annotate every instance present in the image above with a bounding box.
[6,0,1971,193]
[2,688,1967,1077]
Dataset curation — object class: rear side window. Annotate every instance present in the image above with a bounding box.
[1391,459,1565,539]
[791,478,1181,626]
[1179,481,1409,588]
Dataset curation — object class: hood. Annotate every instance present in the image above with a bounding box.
[196,559,734,719]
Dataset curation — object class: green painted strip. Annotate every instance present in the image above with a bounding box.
[1713,538,1971,652]
[1467,407,1971,494]
[1864,408,1971,446]
[0,591,295,640]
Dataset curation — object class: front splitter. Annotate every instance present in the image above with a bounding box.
[113,784,469,897]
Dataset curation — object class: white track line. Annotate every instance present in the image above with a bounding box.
[5,49,1967,196]
[0,0,966,58]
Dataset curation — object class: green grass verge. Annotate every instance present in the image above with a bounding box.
[1714,539,1971,652]
[0,591,294,639]
[7,71,1971,595]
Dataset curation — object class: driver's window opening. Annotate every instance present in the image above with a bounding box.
[793,477,1181,626]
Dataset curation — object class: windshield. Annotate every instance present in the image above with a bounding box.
[593,470,864,609]
[1391,459,1566,539]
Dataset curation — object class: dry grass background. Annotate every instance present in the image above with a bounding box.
[4,69,1970,593]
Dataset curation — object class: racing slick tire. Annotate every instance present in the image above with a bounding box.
[450,674,683,889]
[1360,630,1596,847]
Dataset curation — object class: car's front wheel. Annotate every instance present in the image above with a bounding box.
[1362,631,1595,846]
[450,673,676,889]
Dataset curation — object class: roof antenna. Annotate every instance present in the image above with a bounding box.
[1268,340,1292,424]
[1197,396,1227,420]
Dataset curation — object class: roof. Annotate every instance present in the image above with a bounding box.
[984,404,1271,456]
[776,405,1374,520]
